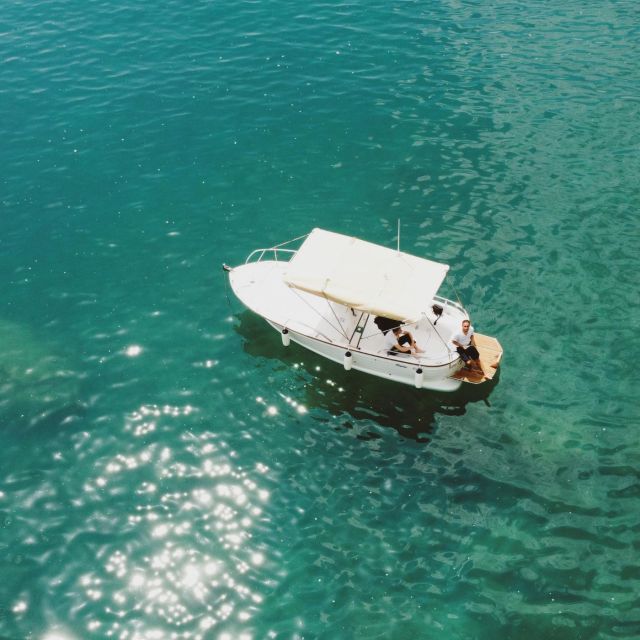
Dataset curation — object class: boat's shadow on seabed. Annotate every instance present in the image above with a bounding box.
[234,313,500,443]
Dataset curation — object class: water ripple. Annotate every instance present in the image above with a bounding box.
[1,0,639,638]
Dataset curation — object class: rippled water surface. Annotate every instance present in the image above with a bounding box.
[1,1,639,638]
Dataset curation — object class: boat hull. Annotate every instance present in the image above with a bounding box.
[228,260,466,392]
[266,321,463,392]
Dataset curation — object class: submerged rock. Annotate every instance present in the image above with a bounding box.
[0,320,84,429]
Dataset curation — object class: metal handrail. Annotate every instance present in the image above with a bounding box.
[433,294,466,314]
[244,232,309,264]
[245,247,298,264]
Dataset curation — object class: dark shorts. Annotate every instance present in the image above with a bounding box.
[388,333,411,355]
[456,345,480,362]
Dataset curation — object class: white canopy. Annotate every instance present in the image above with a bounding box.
[283,228,449,322]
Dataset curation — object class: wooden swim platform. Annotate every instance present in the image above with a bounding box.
[451,333,503,385]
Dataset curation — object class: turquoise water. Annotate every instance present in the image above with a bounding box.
[1,0,639,638]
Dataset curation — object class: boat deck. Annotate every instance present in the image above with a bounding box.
[451,333,503,384]
[230,260,465,367]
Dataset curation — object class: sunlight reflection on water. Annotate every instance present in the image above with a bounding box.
[74,404,273,639]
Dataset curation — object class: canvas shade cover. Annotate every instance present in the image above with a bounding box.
[283,228,450,322]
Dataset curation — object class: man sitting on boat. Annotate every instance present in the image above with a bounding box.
[451,320,483,373]
[384,326,424,356]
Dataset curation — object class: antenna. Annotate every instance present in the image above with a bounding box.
[397,219,401,253]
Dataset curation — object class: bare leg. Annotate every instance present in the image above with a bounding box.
[407,332,424,353]
[471,358,485,375]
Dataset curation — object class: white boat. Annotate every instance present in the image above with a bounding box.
[224,228,502,392]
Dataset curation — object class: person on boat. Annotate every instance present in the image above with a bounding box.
[451,319,483,373]
[384,326,424,355]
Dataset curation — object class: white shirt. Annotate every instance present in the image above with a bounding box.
[451,325,474,349]
[384,331,400,351]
